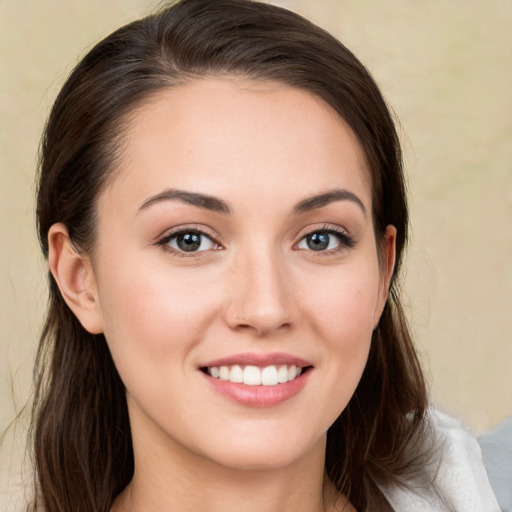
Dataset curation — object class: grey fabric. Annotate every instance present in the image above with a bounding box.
[478,417,512,512]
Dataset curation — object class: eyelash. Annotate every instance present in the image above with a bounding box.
[156,225,356,257]
[296,225,356,253]
[157,227,222,257]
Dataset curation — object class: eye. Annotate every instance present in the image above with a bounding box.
[297,229,354,252]
[161,230,218,253]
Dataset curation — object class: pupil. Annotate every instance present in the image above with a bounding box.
[308,232,329,251]
[178,232,201,251]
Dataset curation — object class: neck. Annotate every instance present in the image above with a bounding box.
[111,405,350,512]
[118,463,331,512]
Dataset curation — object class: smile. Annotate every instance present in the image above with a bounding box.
[205,364,303,386]
[200,353,313,407]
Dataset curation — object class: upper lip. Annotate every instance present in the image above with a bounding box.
[201,352,313,368]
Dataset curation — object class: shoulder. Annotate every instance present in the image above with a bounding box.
[380,408,501,512]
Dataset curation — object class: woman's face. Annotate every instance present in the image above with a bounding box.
[86,78,395,471]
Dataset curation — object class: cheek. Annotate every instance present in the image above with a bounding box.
[304,262,380,342]
[96,259,222,368]
[300,260,379,399]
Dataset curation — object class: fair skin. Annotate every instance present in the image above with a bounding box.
[48,78,396,512]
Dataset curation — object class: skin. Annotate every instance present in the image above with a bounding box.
[49,78,396,512]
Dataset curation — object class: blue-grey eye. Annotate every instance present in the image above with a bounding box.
[298,231,341,251]
[167,231,216,252]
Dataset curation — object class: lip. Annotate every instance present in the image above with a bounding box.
[201,352,312,368]
[199,352,313,408]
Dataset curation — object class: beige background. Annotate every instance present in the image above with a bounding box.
[1,0,511,508]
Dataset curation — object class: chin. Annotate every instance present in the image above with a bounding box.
[198,431,325,472]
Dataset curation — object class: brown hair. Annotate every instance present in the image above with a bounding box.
[33,1,428,510]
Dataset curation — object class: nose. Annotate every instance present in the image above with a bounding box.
[224,249,295,337]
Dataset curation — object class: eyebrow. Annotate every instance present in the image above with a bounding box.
[138,189,231,214]
[292,189,366,215]
[138,187,365,216]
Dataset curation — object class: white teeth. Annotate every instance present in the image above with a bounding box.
[243,366,261,385]
[261,365,278,386]
[219,366,229,380]
[229,365,244,383]
[207,364,305,385]
[277,365,289,383]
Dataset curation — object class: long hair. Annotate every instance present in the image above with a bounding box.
[32,1,428,510]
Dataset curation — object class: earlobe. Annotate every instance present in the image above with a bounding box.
[48,223,104,334]
[373,225,397,328]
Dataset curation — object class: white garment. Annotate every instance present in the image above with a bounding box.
[381,409,501,512]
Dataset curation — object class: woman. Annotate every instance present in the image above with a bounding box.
[31,0,498,511]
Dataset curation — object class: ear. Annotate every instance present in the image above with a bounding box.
[48,223,104,334]
[373,225,397,328]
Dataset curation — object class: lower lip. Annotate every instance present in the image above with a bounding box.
[202,370,311,407]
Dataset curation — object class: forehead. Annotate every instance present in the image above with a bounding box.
[102,77,372,213]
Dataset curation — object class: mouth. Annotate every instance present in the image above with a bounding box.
[200,364,312,386]
[199,353,313,407]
